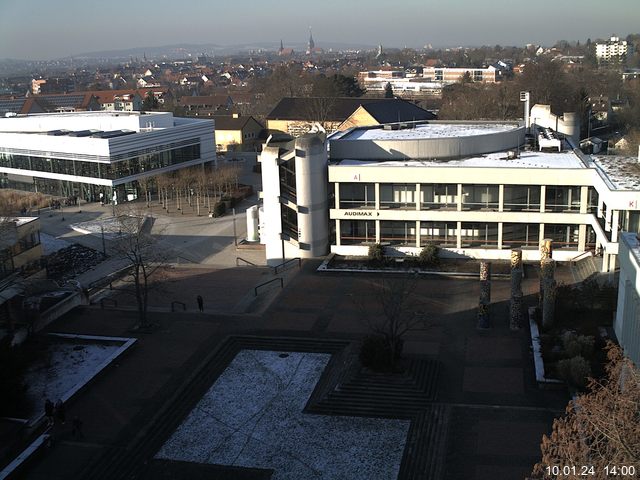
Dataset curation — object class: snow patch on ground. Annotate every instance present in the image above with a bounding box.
[24,341,122,419]
[39,233,70,255]
[156,350,410,480]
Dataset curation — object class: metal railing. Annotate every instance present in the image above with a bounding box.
[100,298,117,309]
[570,250,593,266]
[171,301,186,312]
[236,257,259,267]
[254,277,283,296]
[272,257,301,274]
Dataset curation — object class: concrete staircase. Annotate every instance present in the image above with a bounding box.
[570,254,599,283]
[82,336,446,480]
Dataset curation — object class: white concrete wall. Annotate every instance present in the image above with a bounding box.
[530,104,580,144]
[615,233,640,367]
[294,135,329,258]
[330,126,525,161]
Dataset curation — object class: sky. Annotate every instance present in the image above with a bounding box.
[1,0,639,60]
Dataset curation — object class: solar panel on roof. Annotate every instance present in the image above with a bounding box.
[90,130,136,139]
[67,130,96,137]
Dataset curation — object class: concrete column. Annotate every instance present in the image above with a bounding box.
[375,183,380,210]
[456,221,462,249]
[498,184,504,212]
[605,205,612,232]
[580,186,588,214]
[578,224,587,252]
[602,253,610,273]
[510,293,523,331]
[478,261,491,329]
[334,183,340,209]
[457,184,463,211]
[497,223,503,249]
[540,185,546,213]
[335,220,341,246]
[416,183,421,211]
[375,219,381,243]
[416,220,421,248]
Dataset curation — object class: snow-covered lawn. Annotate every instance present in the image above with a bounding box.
[24,335,133,420]
[156,350,410,480]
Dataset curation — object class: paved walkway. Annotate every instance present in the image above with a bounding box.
[16,259,567,480]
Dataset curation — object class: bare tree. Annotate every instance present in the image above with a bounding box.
[137,175,154,208]
[532,343,640,479]
[356,275,430,369]
[111,205,169,328]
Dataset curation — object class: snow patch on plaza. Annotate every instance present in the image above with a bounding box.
[24,336,131,420]
[156,350,410,480]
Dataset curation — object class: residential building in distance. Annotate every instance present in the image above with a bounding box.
[266,97,435,137]
[422,66,502,83]
[259,114,640,270]
[0,93,101,116]
[211,114,264,152]
[596,36,632,64]
[0,111,215,202]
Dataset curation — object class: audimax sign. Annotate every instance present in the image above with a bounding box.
[344,211,380,217]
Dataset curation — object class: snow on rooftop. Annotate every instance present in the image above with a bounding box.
[593,155,640,191]
[157,350,409,480]
[335,150,585,169]
[343,122,518,141]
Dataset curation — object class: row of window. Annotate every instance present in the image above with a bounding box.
[338,183,597,212]
[0,144,201,181]
[339,220,595,249]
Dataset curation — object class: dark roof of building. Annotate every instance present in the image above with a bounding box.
[211,115,263,131]
[266,97,436,122]
[178,95,232,107]
[359,100,436,123]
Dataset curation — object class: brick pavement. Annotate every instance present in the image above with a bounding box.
[15,259,569,480]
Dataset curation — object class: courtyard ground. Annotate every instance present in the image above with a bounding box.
[13,256,569,480]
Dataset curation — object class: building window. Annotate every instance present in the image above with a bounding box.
[380,184,416,209]
[586,225,597,250]
[462,185,499,210]
[279,158,296,200]
[473,70,483,81]
[380,221,416,246]
[420,222,457,247]
[460,222,499,247]
[545,224,580,249]
[281,205,298,240]
[502,223,540,248]
[340,220,376,245]
[421,184,458,209]
[587,187,598,214]
[339,183,375,209]
[545,186,581,212]
[503,185,541,211]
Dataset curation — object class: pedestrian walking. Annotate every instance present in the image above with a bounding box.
[44,399,54,426]
[55,399,66,424]
[197,295,204,312]
[71,416,84,438]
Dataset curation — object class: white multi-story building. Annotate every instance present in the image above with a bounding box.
[260,117,640,271]
[0,111,215,202]
[614,232,640,366]
[596,36,632,63]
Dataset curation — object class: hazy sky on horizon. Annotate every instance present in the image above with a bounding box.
[1,0,639,60]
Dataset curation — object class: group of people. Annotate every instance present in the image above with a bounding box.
[44,398,83,438]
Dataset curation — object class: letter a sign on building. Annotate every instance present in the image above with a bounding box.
[352,174,361,181]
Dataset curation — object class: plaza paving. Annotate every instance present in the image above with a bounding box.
[14,189,570,479]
